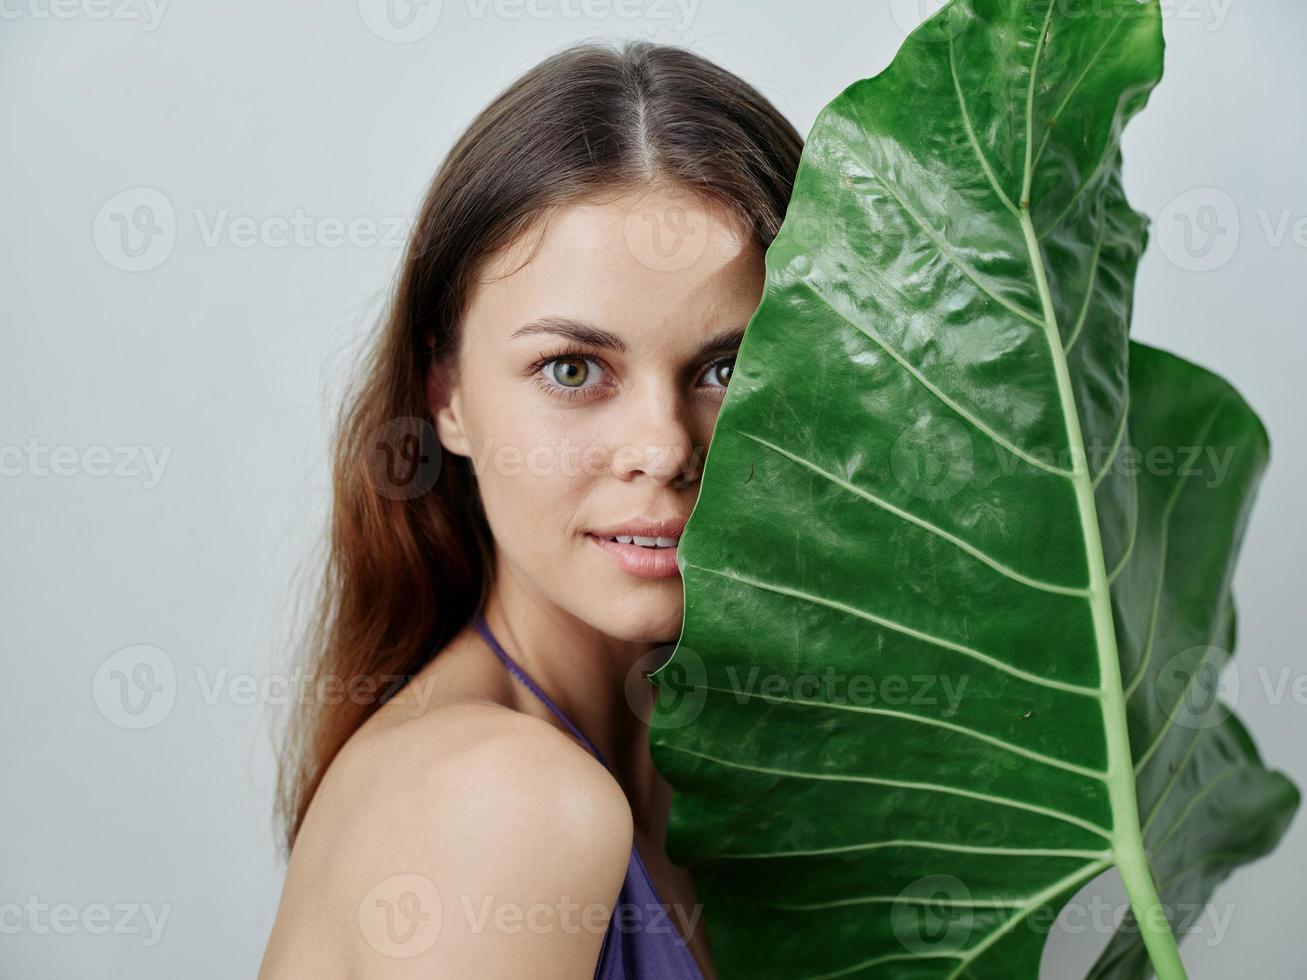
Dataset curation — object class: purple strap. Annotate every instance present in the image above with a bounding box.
[474,615,705,978]
[474,614,610,768]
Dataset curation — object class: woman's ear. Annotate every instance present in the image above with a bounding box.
[426,357,472,459]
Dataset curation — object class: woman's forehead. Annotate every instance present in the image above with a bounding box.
[464,190,764,353]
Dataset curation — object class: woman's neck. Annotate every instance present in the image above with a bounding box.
[478,561,671,831]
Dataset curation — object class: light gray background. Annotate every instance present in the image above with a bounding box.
[2,0,1303,976]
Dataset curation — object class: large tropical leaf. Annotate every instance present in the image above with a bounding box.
[647,1,1299,978]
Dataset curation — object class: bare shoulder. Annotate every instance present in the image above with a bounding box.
[258,701,634,979]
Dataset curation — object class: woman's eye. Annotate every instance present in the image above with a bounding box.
[700,358,734,388]
[546,356,597,388]
[538,355,730,395]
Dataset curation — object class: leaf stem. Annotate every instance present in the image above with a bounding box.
[1017,208,1189,980]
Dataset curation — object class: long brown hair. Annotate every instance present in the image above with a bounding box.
[276,39,803,852]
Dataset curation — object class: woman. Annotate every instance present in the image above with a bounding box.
[259,40,802,979]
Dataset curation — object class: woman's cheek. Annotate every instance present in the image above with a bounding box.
[522,409,612,480]
[474,413,609,547]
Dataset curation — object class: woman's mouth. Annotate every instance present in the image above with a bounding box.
[586,519,686,578]
[596,534,679,548]
[588,534,681,577]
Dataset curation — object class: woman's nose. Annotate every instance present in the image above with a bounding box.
[608,392,703,488]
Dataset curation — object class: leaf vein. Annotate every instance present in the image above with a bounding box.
[838,142,1047,329]
[683,561,1101,697]
[794,278,1075,478]
[1066,201,1109,354]
[943,860,1110,979]
[660,744,1114,840]
[1123,396,1230,700]
[1031,18,1128,173]
[948,30,1021,217]
[700,838,1110,861]
[699,680,1107,780]
[739,431,1086,595]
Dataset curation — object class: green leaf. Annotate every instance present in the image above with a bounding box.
[647,2,1299,977]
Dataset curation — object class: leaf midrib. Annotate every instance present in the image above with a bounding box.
[1010,7,1187,978]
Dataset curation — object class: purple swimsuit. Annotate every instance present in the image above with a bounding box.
[474,615,706,980]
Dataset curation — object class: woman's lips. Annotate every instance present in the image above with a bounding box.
[587,533,682,578]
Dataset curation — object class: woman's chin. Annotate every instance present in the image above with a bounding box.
[589,587,685,645]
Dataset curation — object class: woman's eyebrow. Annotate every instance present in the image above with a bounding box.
[510,316,625,351]
[694,327,745,359]
[509,317,744,359]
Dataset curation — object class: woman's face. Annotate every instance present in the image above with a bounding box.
[431,183,765,642]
